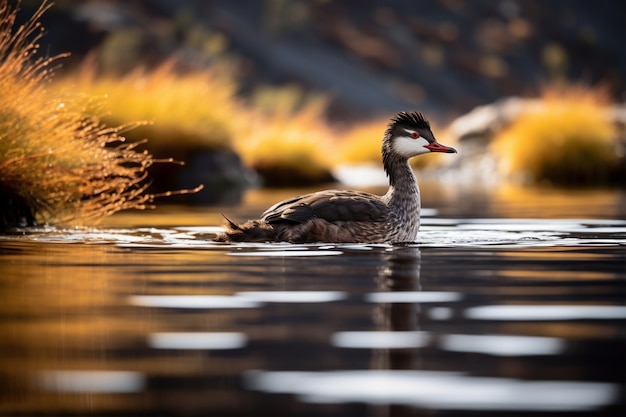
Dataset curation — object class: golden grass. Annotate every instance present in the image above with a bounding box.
[54,64,337,186]
[493,84,618,186]
[235,86,335,185]
[52,59,239,153]
[335,118,387,166]
[0,0,155,229]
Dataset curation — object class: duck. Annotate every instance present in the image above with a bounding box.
[215,111,457,243]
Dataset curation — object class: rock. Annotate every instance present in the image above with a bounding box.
[448,97,541,143]
[149,147,259,205]
[442,98,626,186]
[0,184,37,232]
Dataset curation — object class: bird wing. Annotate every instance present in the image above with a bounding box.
[261,190,388,224]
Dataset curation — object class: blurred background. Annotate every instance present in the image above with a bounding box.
[14,0,626,204]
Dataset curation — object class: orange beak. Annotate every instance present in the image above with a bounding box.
[425,141,457,153]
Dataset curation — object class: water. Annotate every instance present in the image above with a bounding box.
[0,186,625,416]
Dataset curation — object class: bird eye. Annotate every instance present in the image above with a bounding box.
[410,131,420,139]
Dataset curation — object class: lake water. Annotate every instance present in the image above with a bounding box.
[1,185,625,416]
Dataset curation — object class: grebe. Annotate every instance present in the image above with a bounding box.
[215,111,456,243]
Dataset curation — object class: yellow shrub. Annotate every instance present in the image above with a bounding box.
[234,86,335,186]
[55,66,338,186]
[52,60,240,153]
[336,118,387,165]
[493,85,618,186]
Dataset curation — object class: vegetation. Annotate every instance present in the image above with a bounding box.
[0,1,155,230]
[9,2,614,233]
[493,85,622,186]
[55,64,337,187]
[52,60,239,154]
[238,86,335,186]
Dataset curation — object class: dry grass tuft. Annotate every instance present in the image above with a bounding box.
[493,84,619,186]
[0,0,156,230]
[234,86,335,186]
[335,118,387,166]
[55,64,336,187]
[52,59,239,153]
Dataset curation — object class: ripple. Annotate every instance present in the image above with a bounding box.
[440,334,565,356]
[228,250,343,257]
[129,295,260,309]
[148,332,247,350]
[366,291,462,303]
[237,291,346,303]
[417,229,561,247]
[465,305,626,321]
[331,331,430,349]
[245,370,618,411]
[39,370,145,393]
[2,217,623,249]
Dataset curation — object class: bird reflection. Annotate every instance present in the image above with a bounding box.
[373,245,422,417]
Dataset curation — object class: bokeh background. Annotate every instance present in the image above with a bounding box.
[10,0,626,208]
[23,0,626,116]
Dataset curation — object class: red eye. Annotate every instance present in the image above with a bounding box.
[410,131,420,139]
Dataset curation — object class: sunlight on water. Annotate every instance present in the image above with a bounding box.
[332,331,430,349]
[245,370,619,411]
[148,332,247,350]
[228,250,344,257]
[39,371,145,393]
[331,331,567,355]
[440,334,565,356]
[1,194,624,416]
[129,295,261,309]
[366,291,462,303]
[237,291,346,303]
[465,305,626,321]
[3,217,622,249]
[130,292,347,308]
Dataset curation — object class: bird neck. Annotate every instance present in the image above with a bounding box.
[382,153,420,209]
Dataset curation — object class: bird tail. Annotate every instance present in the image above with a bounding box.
[221,214,242,231]
[214,215,277,242]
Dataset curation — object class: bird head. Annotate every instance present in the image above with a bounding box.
[386,112,457,158]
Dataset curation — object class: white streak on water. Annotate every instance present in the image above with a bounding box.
[465,305,626,321]
[228,250,343,257]
[129,295,260,309]
[440,334,565,356]
[148,332,247,350]
[237,291,346,303]
[245,370,619,411]
[367,291,462,303]
[331,331,430,349]
[39,370,145,393]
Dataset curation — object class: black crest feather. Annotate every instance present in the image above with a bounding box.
[390,111,430,130]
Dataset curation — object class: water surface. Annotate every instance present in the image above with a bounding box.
[0,186,624,416]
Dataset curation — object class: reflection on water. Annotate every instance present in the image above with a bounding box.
[39,371,145,394]
[439,334,565,356]
[465,305,626,321]
[244,370,619,412]
[331,331,430,349]
[0,189,625,416]
[148,332,248,350]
